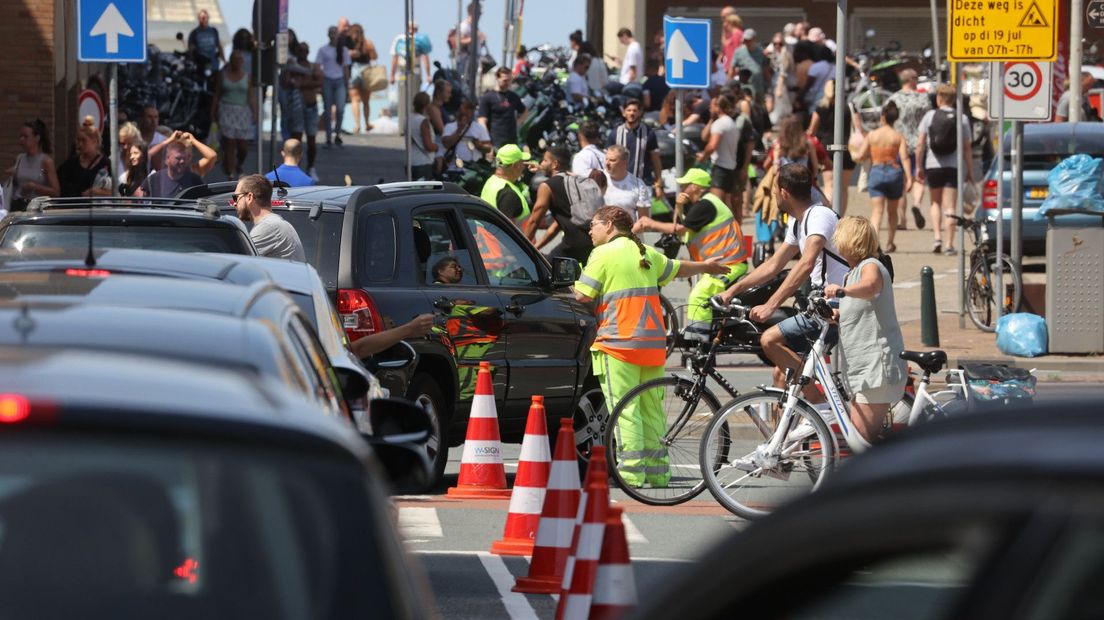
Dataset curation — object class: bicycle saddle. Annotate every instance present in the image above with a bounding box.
[899,350,947,374]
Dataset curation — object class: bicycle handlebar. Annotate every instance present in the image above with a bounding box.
[709,295,749,320]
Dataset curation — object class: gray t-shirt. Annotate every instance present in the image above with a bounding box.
[250,212,306,261]
[710,114,742,170]
[917,107,972,170]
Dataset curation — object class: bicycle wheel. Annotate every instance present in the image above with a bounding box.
[701,391,836,520]
[659,294,680,358]
[966,253,1022,333]
[605,376,724,505]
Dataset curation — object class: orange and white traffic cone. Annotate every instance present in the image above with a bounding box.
[513,418,584,593]
[555,475,609,620]
[491,395,551,555]
[447,361,512,499]
[589,506,637,620]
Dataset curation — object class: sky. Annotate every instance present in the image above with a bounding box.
[221,0,588,71]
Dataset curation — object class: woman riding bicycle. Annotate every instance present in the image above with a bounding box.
[824,216,907,443]
[574,206,728,488]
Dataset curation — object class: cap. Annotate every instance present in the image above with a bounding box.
[676,168,711,188]
[496,144,532,166]
[743,29,757,41]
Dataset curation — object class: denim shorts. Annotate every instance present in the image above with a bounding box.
[868,164,904,200]
[776,313,838,355]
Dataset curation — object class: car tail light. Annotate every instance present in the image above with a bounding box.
[174,558,199,584]
[0,395,30,423]
[337,289,384,342]
[982,179,998,211]
[64,268,110,278]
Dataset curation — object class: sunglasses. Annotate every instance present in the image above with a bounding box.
[229,192,251,205]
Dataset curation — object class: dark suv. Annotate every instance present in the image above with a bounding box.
[0,197,255,255]
[206,182,597,480]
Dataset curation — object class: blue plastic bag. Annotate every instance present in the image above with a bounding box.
[1037,154,1104,218]
[995,313,1048,357]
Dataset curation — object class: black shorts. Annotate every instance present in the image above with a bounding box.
[925,167,958,189]
[711,165,737,191]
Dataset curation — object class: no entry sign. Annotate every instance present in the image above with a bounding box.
[989,61,1053,120]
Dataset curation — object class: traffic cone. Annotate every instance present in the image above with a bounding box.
[447,361,512,499]
[513,418,584,593]
[555,476,609,620]
[589,506,637,620]
[491,395,552,555]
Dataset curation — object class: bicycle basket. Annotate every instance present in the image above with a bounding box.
[960,363,1037,403]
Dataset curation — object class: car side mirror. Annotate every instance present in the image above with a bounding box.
[373,340,418,370]
[335,366,370,401]
[551,256,580,288]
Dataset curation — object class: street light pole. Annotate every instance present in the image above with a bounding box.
[929,0,942,79]
[469,1,481,99]
[831,0,847,212]
[404,0,413,181]
[1071,0,1084,122]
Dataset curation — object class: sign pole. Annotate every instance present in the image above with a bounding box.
[831,0,847,213]
[255,0,264,175]
[995,62,1005,323]
[675,94,684,177]
[109,63,120,196]
[1072,0,1084,122]
[405,0,413,181]
[929,0,942,79]
[1011,120,1024,268]
[955,63,966,327]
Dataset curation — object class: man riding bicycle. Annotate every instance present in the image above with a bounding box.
[634,168,748,342]
[718,163,849,400]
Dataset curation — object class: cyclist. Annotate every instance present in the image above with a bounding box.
[574,206,729,488]
[718,163,849,401]
[634,168,748,342]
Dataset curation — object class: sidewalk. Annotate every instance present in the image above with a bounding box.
[206,132,409,186]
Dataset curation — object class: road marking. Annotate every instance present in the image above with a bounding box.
[398,507,443,540]
[477,552,540,620]
[623,515,649,544]
[411,549,693,563]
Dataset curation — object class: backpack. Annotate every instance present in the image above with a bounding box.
[927,109,957,157]
[561,174,604,227]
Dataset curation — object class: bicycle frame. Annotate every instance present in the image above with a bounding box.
[907,368,968,425]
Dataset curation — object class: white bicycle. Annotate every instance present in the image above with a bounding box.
[698,293,959,520]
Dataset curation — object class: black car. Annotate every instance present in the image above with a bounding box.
[201,182,597,481]
[0,346,432,618]
[637,401,1104,620]
[0,197,255,255]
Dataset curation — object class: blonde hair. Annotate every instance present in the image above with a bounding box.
[935,83,956,106]
[725,14,743,29]
[77,117,102,147]
[118,122,142,146]
[832,216,880,262]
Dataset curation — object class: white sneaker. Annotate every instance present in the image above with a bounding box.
[309,167,319,182]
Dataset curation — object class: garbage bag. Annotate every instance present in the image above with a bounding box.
[1037,154,1104,218]
[995,313,1048,358]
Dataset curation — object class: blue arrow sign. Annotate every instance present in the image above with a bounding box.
[664,16,711,89]
[78,0,147,63]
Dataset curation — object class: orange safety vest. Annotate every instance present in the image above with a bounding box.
[472,224,508,273]
[684,193,748,266]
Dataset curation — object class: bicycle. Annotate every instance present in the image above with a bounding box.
[698,293,917,520]
[604,293,793,506]
[951,214,1022,333]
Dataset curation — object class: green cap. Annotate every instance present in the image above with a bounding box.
[675,168,712,188]
[496,144,532,166]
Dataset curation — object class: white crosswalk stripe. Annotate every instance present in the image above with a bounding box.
[399,507,443,541]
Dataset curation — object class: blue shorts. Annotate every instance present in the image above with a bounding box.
[776,313,838,355]
[868,164,904,200]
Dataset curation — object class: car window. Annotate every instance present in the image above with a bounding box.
[285,315,348,420]
[413,211,480,286]
[0,433,396,618]
[355,212,396,283]
[269,209,343,289]
[463,212,542,287]
[0,224,252,254]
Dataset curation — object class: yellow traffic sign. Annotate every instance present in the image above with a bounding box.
[948,0,1057,61]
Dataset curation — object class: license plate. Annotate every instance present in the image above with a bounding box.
[1028,187,1049,199]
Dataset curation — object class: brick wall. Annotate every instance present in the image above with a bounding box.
[0,0,56,170]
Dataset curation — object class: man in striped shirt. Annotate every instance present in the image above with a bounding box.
[608,99,663,199]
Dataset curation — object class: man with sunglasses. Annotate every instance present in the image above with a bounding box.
[232,174,306,261]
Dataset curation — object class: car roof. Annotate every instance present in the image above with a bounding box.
[825,401,1104,490]
[208,181,479,212]
[0,248,273,286]
[199,252,321,295]
[1019,121,1104,142]
[0,346,368,458]
[0,270,285,318]
[5,197,246,226]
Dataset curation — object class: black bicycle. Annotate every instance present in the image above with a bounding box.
[952,215,1022,332]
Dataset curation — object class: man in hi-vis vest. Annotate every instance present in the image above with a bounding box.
[479,144,533,226]
[634,168,748,341]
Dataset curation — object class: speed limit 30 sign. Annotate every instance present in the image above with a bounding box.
[988,61,1053,120]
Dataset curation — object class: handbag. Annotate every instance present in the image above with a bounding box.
[479,44,497,75]
[362,64,387,93]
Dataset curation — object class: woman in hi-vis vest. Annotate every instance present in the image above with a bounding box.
[574,207,729,489]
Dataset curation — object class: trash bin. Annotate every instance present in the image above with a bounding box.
[1045,210,1104,354]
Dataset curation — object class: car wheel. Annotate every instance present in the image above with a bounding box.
[408,373,449,487]
[573,385,607,463]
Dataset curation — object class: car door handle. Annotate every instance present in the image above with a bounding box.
[433,297,455,312]
[505,302,525,316]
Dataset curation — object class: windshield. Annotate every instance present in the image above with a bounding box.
[0,433,400,619]
[0,224,252,255]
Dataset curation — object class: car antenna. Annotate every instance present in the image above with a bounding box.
[84,201,96,268]
[271,166,288,198]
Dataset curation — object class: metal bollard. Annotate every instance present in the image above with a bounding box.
[920,266,940,347]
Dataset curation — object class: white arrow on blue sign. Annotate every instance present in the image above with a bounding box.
[664,16,711,89]
[78,0,147,63]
